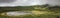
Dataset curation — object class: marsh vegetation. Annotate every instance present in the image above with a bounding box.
[0,4,60,18]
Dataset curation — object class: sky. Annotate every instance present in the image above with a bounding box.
[0,0,47,7]
[0,0,60,7]
[47,0,60,6]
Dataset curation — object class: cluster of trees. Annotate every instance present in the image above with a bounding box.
[0,6,34,13]
[0,4,60,13]
[0,4,49,13]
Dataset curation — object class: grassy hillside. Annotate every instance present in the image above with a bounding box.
[0,4,60,18]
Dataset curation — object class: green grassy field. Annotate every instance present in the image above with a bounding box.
[0,14,59,18]
[0,5,60,18]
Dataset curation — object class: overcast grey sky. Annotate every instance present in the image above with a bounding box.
[0,0,60,7]
[0,0,47,7]
[47,0,60,6]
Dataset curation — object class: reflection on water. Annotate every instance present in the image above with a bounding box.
[7,12,32,16]
[1,11,32,16]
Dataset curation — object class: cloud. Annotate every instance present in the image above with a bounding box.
[47,0,60,6]
[0,0,47,7]
[0,0,16,3]
[0,0,60,7]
